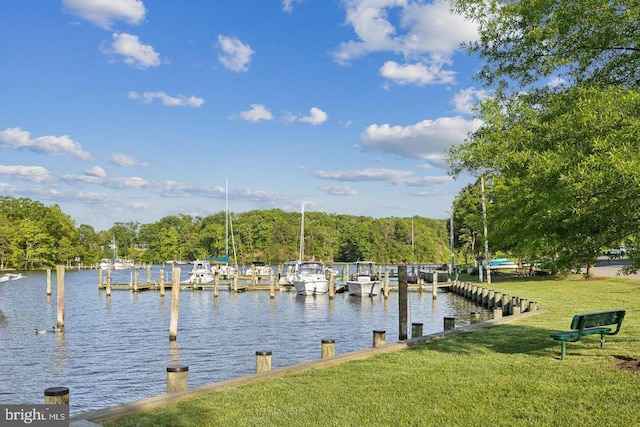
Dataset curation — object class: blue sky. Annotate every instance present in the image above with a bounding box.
[0,0,486,231]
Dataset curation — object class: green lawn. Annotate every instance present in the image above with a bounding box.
[107,275,640,426]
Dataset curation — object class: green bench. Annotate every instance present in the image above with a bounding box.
[550,309,625,360]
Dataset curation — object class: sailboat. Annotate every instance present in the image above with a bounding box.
[293,204,329,295]
[213,179,237,278]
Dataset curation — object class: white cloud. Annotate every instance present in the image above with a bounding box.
[237,104,273,122]
[128,91,205,107]
[0,165,52,183]
[314,168,413,182]
[313,167,451,187]
[60,173,151,189]
[360,116,483,162]
[450,87,489,114]
[62,0,146,29]
[320,184,358,196]
[0,127,91,159]
[217,35,254,72]
[85,165,106,177]
[380,61,455,85]
[110,153,147,167]
[333,0,478,87]
[104,32,160,68]
[286,107,329,125]
[282,0,302,13]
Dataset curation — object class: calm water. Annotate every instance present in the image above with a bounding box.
[0,266,489,414]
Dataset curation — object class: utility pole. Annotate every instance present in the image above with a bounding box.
[481,174,491,284]
[449,207,455,277]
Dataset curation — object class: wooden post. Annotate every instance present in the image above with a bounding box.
[46,268,52,296]
[321,338,335,358]
[444,316,455,331]
[270,268,275,299]
[398,265,408,340]
[373,330,386,348]
[97,268,102,290]
[146,264,151,284]
[133,270,139,292]
[255,350,272,373]
[56,265,65,329]
[328,272,334,299]
[159,269,165,297]
[213,270,219,298]
[383,269,390,298]
[106,269,111,297]
[470,311,481,324]
[44,386,69,405]
[169,267,181,341]
[166,364,188,393]
[432,270,438,299]
[412,322,423,338]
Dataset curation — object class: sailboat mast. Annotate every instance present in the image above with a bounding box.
[225,178,229,257]
[299,204,304,261]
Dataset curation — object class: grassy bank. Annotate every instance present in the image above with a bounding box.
[108,276,640,426]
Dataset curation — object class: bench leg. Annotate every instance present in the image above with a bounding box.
[600,334,605,349]
[560,341,566,360]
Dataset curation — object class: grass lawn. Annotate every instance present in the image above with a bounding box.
[107,275,640,426]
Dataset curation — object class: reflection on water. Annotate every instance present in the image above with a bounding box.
[0,268,490,414]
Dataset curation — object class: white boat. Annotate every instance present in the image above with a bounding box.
[217,264,236,278]
[293,261,329,295]
[0,273,25,282]
[279,260,301,286]
[347,261,381,297]
[112,258,135,270]
[184,259,215,284]
[99,259,113,270]
[244,263,272,278]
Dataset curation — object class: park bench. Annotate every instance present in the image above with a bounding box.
[549,309,625,360]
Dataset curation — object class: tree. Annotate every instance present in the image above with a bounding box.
[453,0,640,91]
[452,181,484,266]
[449,0,640,274]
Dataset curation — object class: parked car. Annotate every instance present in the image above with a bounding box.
[605,245,627,256]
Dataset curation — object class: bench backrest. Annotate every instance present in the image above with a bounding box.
[570,310,626,334]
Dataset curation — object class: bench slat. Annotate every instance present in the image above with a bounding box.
[550,309,625,360]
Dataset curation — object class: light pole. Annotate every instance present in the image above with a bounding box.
[481,174,491,284]
[449,207,455,277]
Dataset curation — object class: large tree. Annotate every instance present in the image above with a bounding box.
[449,0,640,274]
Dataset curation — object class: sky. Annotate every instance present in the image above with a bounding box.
[0,0,487,231]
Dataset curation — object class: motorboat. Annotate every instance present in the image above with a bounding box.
[244,262,272,278]
[184,259,215,284]
[99,259,113,270]
[278,260,301,286]
[346,261,381,297]
[293,261,329,295]
[113,259,135,270]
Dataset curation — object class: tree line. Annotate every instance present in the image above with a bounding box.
[0,196,452,270]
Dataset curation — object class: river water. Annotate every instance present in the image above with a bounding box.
[0,266,489,414]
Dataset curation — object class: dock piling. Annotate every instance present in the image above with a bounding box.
[44,386,69,405]
[373,330,386,348]
[321,338,335,358]
[56,265,65,329]
[255,350,272,373]
[166,364,188,393]
[169,267,181,341]
[444,316,455,331]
